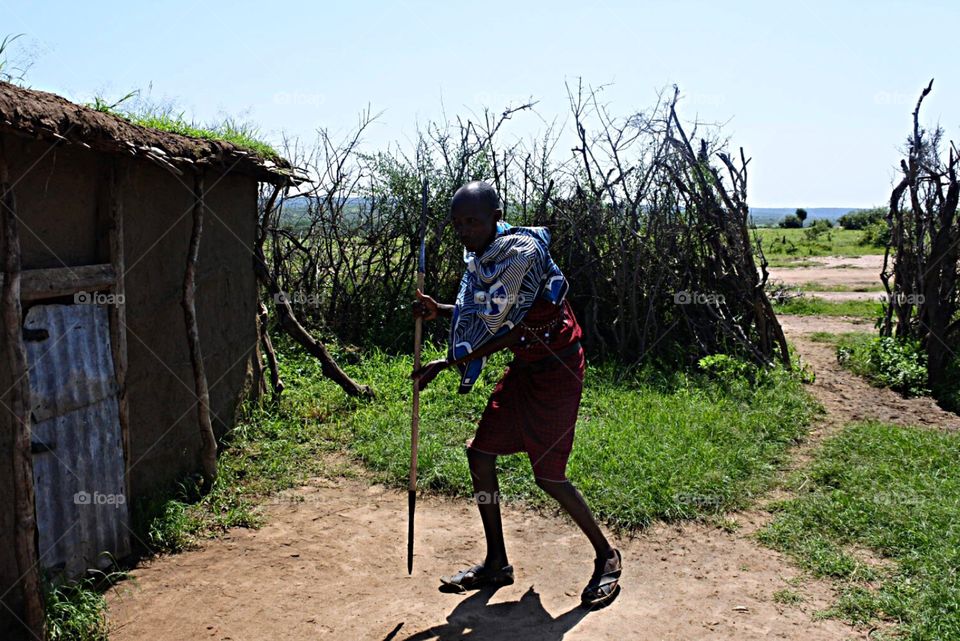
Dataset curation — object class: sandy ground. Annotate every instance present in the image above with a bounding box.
[107,475,861,641]
[106,265,955,641]
[767,255,886,301]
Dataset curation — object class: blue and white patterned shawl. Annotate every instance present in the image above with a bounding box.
[448,222,569,393]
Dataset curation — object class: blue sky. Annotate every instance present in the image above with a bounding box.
[3,0,957,207]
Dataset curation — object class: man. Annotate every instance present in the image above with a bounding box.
[411,180,622,607]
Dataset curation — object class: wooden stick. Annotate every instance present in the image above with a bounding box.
[182,173,217,491]
[408,269,423,574]
[252,252,373,399]
[408,178,427,574]
[0,142,45,639]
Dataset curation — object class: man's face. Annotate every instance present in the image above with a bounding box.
[451,201,500,253]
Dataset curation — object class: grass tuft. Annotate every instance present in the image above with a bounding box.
[43,569,127,641]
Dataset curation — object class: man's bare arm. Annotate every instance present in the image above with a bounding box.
[413,289,454,320]
[447,323,523,368]
[411,323,524,390]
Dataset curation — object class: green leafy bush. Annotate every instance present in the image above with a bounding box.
[697,353,754,383]
[837,335,929,396]
[802,219,833,250]
[858,219,890,247]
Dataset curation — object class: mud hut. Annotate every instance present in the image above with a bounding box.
[0,81,303,636]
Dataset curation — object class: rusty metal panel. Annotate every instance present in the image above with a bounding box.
[24,303,130,577]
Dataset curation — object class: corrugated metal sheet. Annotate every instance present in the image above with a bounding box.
[25,303,130,577]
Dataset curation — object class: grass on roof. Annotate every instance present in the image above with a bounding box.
[88,92,279,160]
[129,112,279,160]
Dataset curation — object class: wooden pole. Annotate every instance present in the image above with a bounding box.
[0,142,46,638]
[182,173,217,492]
[106,160,132,502]
[0,263,116,300]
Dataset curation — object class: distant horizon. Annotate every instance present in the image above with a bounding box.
[277,196,873,218]
[747,206,875,212]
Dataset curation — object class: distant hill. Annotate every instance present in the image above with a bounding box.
[748,207,862,227]
[277,198,865,229]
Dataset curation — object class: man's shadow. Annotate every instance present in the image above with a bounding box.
[400,585,602,641]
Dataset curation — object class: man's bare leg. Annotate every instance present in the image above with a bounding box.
[467,448,509,567]
[535,478,619,573]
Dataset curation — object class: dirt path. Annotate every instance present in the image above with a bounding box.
[777,314,960,433]
[107,475,858,641]
[106,311,956,641]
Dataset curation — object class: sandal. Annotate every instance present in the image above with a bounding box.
[439,563,514,594]
[581,548,622,607]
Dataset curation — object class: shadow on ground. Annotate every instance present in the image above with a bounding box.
[393,585,607,641]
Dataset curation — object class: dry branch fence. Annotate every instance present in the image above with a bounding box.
[254,84,788,391]
[881,79,960,394]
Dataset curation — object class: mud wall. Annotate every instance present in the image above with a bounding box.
[121,155,258,497]
[0,132,259,612]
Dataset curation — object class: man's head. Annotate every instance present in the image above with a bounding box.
[450,181,501,253]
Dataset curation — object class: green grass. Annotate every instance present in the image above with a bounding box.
[757,421,960,640]
[43,571,128,641]
[286,342,820,529]
[773,588,806,605]
[754,227,884,258]
[807,330,872,345]
[129,112,279,160]
[798,282,884,293]
[773,297,883,319]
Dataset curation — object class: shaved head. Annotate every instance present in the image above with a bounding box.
[451,181,501,216]
[450,180,502,253]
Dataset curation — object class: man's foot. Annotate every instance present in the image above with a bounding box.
[581,548,622,607]
[439,562,514,594]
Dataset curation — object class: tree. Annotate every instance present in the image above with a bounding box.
[778,214,802,228]
[795,208,808,226]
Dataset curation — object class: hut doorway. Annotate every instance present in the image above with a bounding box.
[24,302,130,577]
